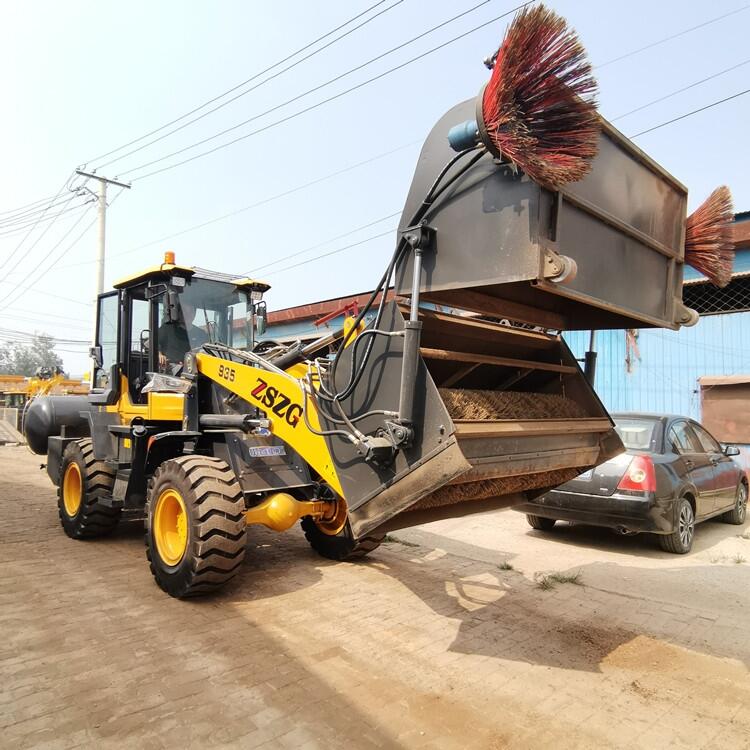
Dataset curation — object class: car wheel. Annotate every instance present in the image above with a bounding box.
[658,497,695,554]
[721,481,748,525]
[526,514,556,531]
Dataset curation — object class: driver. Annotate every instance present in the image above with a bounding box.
[158,302,209,370]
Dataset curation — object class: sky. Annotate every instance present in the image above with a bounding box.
[0,0,748,376]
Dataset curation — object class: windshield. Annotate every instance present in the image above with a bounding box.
[614,417,659,451]
[159,278,251,360]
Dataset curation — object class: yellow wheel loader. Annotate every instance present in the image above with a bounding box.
[26,96,699,597]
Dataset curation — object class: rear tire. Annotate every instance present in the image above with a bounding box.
[526,514,556,531]
[721,482,748,525]
[145,456,246,598]
[58,439,119,539]
[301,516,383,561]
[659,497,695,554]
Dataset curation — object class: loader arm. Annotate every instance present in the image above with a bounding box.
[195,352,344,497]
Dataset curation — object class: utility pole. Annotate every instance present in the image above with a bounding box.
[74,170,131,299]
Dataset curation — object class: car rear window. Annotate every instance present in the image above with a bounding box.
[614,418,659,450]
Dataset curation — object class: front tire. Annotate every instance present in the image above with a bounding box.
[721,482,748,525]
[526,514,556,531]
[659,497,695,554]
[58,439,119,539]
[145,456,247,598]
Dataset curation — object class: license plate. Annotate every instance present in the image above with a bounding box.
[248,446,286,458]
[576,469,593,481]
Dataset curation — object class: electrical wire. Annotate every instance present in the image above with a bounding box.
[611,58,750,121]
[0,280,92,308]
[0,194,87,227]
[122,2,533,181]
[258,224,398,277]
[596,4,750,69]
[57,141,419,271]
[93,0,407,171]
[0,172,80,278]
[85,0,399,165]
[0,208,99,312]
[0,200,94,238]
[1,187,128,312]
[0,193,61,216]
[630,88,750,137]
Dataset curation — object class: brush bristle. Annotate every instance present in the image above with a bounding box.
[481,4,599,188]
[684,186,735,287]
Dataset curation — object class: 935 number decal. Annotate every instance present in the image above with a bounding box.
[217,364,236,382]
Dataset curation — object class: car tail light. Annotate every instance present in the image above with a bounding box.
[617,455,656,492]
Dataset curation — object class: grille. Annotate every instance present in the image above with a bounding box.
[683,275,750,316]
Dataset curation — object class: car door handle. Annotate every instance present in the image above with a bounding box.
[684,459,694,470]
[710,457,719,466]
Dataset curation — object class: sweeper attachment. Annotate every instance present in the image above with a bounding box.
[25,4,731,597]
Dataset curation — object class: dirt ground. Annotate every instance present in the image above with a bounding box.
[1,444,749,749]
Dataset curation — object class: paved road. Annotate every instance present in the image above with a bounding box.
[1,445,749,749]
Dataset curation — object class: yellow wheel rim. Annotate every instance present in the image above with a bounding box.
[62,462,82,517]
[315,497,348,536]
[153,488,188,566]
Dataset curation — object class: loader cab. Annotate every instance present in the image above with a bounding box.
[89,254,270,411]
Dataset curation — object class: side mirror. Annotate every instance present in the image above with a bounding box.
[723,445,741,457]
[255,301,267,336]
[166,290,181,323]
[89,345,103,368]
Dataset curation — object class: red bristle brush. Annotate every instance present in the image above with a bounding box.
[479,4,599,189]
[684,186,735,287]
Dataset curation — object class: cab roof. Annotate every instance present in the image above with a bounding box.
[112,263,270,293]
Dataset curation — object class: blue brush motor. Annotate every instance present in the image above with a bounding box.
[447,118,479,151]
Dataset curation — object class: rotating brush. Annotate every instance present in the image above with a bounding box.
[447,3,599,189]
[684,186,735,287]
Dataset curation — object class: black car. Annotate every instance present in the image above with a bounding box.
[514,413,748,553]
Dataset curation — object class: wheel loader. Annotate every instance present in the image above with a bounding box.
[25,23,702,597]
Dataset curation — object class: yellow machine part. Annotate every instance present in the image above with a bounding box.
[62,462,82,517]
[196,353,344,497]
[244,492,343,533]
[152,487,189,566]
[105,375,184,423]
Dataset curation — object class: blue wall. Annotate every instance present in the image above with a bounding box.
[565,311,750,420]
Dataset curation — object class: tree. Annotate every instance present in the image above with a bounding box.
[0,333,65,376]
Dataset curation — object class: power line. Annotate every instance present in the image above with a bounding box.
[5,306,90,324]
[85,0,399,165]
[265,229,396,277]
[58,140,420,270]
[596,4,750,69]
[0,280,92,309]
[0,313,90,331]
[0,171,83,280]
[0,326,90,345]
[94,0,407,170]
[122,1,529,181]
[247,212,401,275]
[611,58,750,121]
[0,208,99,312]
[630,88,750,137]
[0,200,94,237]
[0,193,60,216]
[0,194,85,226]
[0,187,127,311]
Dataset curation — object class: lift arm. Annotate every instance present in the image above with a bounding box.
[195,352,344,497]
